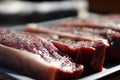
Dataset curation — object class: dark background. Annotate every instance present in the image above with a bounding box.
[89,0,120,14]
[0,0,78,26]
[0,0,120,26]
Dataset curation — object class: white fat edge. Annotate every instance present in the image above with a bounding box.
[22,50,74,73]
[0,44,55,69]
[21,50,74,77]
[16,50,58,80]
[100,38,109,47]
[105,22,120,30]
[93,37,109,47]
[0,44,74,79]
[21,50,58,68]
[0,44,58,80]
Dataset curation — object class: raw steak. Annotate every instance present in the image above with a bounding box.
[26,25,106,72]
[58,14,120,61]
[0,28,84,80]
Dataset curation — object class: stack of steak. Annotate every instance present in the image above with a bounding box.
[0,14,120,80]
[59,14,120,61]
[26,25,107,73]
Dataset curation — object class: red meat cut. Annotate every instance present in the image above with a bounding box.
[59,14,120,61]
[0,28,84,80]
[26,25,106,72]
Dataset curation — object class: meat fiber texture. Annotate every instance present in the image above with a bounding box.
[26,24,106,73]
[0,28,84,80]
[59,14,120,61]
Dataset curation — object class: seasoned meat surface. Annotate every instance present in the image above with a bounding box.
[26,25,106,72]
[0,28,84,80]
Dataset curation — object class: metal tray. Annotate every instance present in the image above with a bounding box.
[0,18,120,80]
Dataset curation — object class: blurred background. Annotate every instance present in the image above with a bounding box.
[0,0,120,26]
